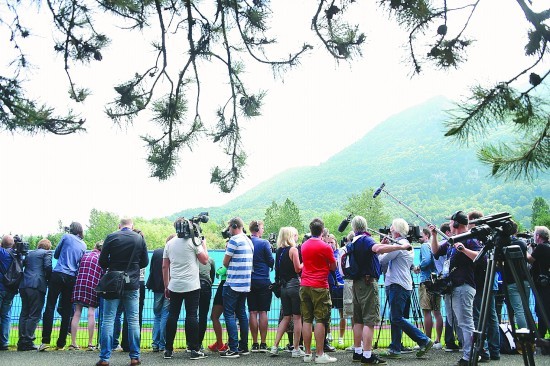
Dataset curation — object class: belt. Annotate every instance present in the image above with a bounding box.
[364,276,376,284]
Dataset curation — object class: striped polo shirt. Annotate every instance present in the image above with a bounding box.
[224,233,254,292]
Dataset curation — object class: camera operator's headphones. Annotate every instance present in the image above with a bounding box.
[231,223,238,229]
[450,211,467,228]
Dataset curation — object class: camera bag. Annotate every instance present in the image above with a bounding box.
[96,241,138,299]
[0,251,24,292]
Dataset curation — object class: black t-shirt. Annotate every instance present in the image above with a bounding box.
[436,238,481,289]
[531,241,550,279]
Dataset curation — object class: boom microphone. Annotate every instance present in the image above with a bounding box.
[338,213,353,233]
[372,182,386,199]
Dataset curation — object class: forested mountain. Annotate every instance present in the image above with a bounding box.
[172,96,549,228]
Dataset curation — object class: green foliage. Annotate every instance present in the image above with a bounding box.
[84,209,119,249]
[132,217,174,249]
[343,188,391,230]
[264,198,304,236]
[532,197,550,228]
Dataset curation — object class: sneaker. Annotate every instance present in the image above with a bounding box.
[114,345,123,352]
[315,353,337,364]
[270,346,279,356]
[152,347,159,352]
[379,351,401,359]
[304,353,313,363]
[251,343,260,352]
[361,354,387,364]
[416,339,434,358]
[292,348,306,358]
[38,344,49,352]
[284,344,294,352]
[433,342,442,350]
[208,342,221,352]
[323,343,336,352]
[218,344,229,352]
[164,350,173,359]
[353,352,363,362]
[338,339,344,346]
[479,355,490,363]
[259,343,268,353]
[220,350,240,358]
[190,350,207,360]
[238,348,250,355]
[401,346,414,354]
[346,345,356,352]
[445,344,460,352]
[456,358,469,366]
[327,333,333,342]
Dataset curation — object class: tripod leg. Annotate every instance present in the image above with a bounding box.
[374,288,388,349]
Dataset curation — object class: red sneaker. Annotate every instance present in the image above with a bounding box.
[208,342,221,352]
[218,344,229,352]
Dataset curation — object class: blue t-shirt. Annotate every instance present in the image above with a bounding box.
[250,235,274,284]
[353,232,381,279]
[419,242,436,283]
[225,233,254,292]
[54,233,87,277]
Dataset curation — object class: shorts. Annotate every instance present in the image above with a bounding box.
[213,280,225,306]
[330,286,344,310]
[352,278,380,326]
[343,279,354,317]
[300,286,331,324]
[247,281,272,312]
[419,282,441,311]
[280,278,301,316]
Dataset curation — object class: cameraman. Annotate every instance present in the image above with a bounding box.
[527,225,550,353]
[430,211,481,366]
[0,235,16,351]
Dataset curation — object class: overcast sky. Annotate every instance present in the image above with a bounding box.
[1,0,546,236]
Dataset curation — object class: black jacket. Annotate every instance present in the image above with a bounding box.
[146,248,165,293]
[99,228,149,291]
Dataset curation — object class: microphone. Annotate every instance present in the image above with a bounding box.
[372,182,386,199]
[338,213,353,233]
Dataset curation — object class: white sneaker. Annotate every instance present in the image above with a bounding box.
[326,333,333,342]
[338,338,344,346]
[433,342,442,350]
[345,345,355,352]
[304,354,313,363]
[38,344,49,352]
[270,346,279,357]
[314,353,337,364]
[292,349,306,358]
[114,345,123,352]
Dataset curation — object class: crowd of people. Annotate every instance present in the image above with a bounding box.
[0,213,548,366]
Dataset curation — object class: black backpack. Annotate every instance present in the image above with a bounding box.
[341,237,363,280]
[0,251,24,292]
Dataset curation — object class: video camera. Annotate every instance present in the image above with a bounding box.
[378,224,422,243]
[426,272,452,295]
[175,212,209,245]
[268,232,278,253]
[448,212,513,245]
[12,235,29,256]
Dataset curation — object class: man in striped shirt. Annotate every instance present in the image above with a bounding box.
[220,217,254,358]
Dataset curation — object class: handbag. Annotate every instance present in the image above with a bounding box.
[96,241,138,299]
[271,247,288,298]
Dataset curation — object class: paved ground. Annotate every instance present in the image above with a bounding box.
[0,348,549,366]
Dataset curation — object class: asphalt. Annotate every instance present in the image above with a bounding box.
[0,348,549,366]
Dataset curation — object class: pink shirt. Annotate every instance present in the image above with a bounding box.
[300,237,336,288]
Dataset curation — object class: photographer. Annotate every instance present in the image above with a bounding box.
[162,217,209,360]
[0,235,16,351]
[526,225,550,354]
[430,211,481,366]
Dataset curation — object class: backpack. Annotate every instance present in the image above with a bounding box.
[499,323,517,354]
[0,251,24,292]
[341,235,364,280]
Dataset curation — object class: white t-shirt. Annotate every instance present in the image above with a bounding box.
[163,236,204,293]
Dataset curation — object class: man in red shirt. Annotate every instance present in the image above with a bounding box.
[300,218,337,364]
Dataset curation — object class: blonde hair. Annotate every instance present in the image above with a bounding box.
[37,238,52,250]
[392,218,409,237]
[277,227,297,248]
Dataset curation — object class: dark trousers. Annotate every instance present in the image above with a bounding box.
[41,272,76,347]
[18,288,45,347]
[165,289,200,352]
[198,281,212,345]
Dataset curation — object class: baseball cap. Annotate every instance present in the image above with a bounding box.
[445,210,469,226]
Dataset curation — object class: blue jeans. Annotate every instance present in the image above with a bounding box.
[152,292,169,350]
[473,289,500,358]
[446,284,475,361]
[99,290,140,362]
[387,284,429,353]
[223,285,249,352]
[507,281,530,329]
[0,290,15,347]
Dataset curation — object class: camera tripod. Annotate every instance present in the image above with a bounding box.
[374,281,424,349]
[470,237,550,365]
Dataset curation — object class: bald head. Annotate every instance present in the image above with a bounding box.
[1,235,14,249]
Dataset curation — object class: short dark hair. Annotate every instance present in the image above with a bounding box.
[440,223,450,233]
[422,227,431,238]
[69,222,83,239]
[249,220,264,233]
[309,218,324,237]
